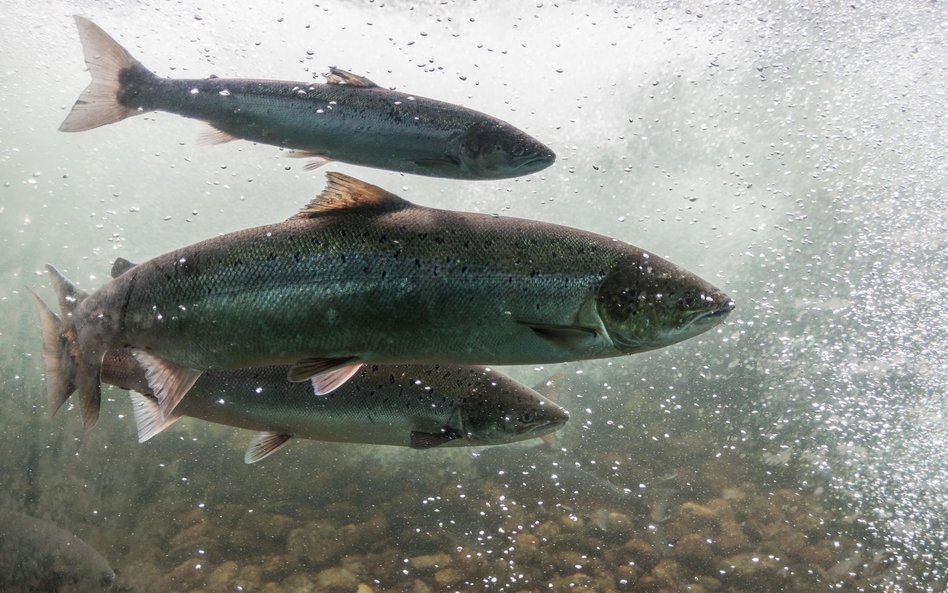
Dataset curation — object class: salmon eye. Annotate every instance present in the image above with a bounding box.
[520,410,535,423]
[511,143,527,157]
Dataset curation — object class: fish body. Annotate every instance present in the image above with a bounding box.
[0,511,114,593]
[101,350,569,460]
[33,173,733,427]
[60,16,555,179]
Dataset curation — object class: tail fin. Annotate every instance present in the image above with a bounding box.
[28,290,76,416]
[59,16,153,132]
[44,265,103,429]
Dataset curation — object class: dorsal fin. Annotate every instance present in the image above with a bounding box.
[288,173,412,220]
[110,257,137,278]
[324,66,377,88]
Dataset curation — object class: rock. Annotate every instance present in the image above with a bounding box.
[514,532,540,552]
[712,519,749,555]
[237,564,261,582]
[411,578,432,593]
[170,521,211,548]
[409,552,452,572]
[163,558,207,590]
[717,553,788,589]
[316,566,359,592]
[798,542,837,567]
[260,514,297,538]
[650,559,685,589]
[356,584,374,593]
[282,572,316,593]
[176,508,209,529]
[434,567,463,586]
[677,502,719,528]
[260,584,287,593]
[620,538,660,571]
[285,521,345,566]
[206,561,238,593]
[672,533,715,568]
[550,572,596,593]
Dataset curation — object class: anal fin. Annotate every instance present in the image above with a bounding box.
[132,350,203,417]
[244,432,293,464]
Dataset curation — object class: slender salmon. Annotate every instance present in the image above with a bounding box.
[59,16,555,179]
[99,350,568,461]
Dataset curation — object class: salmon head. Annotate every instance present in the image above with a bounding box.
[595,252,735,353]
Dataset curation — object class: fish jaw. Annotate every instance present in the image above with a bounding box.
[596,252,735,353]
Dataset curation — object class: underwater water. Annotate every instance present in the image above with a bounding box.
[1,0,946,592]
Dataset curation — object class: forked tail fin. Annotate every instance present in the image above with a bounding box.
[59,15,155,132]
[28,290,76,417]
[42,265,104,429]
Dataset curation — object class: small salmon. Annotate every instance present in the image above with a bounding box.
[31,173,733,428]
[100,349,568,461]
[59,16,555,179]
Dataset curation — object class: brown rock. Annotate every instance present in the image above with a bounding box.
[620,538,660,571]
[206,561,238,593]
[716,553,788,589]
[434,567,463,586]
[170,522,211,548]
[672,533,715,568]
[282,572,316,593]
[409,553,452,572]
[316,566,359,592]
[164,558,208,590]
[514,532,540,551]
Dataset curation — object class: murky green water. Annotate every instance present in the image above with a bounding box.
[1,1,945,592]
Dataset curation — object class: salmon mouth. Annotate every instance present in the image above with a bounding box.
[691,298,736,327]
[517,151,556,170]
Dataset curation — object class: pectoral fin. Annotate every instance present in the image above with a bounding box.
[128,392,181,443]
[287,357,362,394]
[410,428,462,450]
[132,351,203,417]
[197,124,239,145]
[518,321,598,350]
[244,432,293,464]
[309,363,364,396]
[411,155,462,169]
[286,150,334,171]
